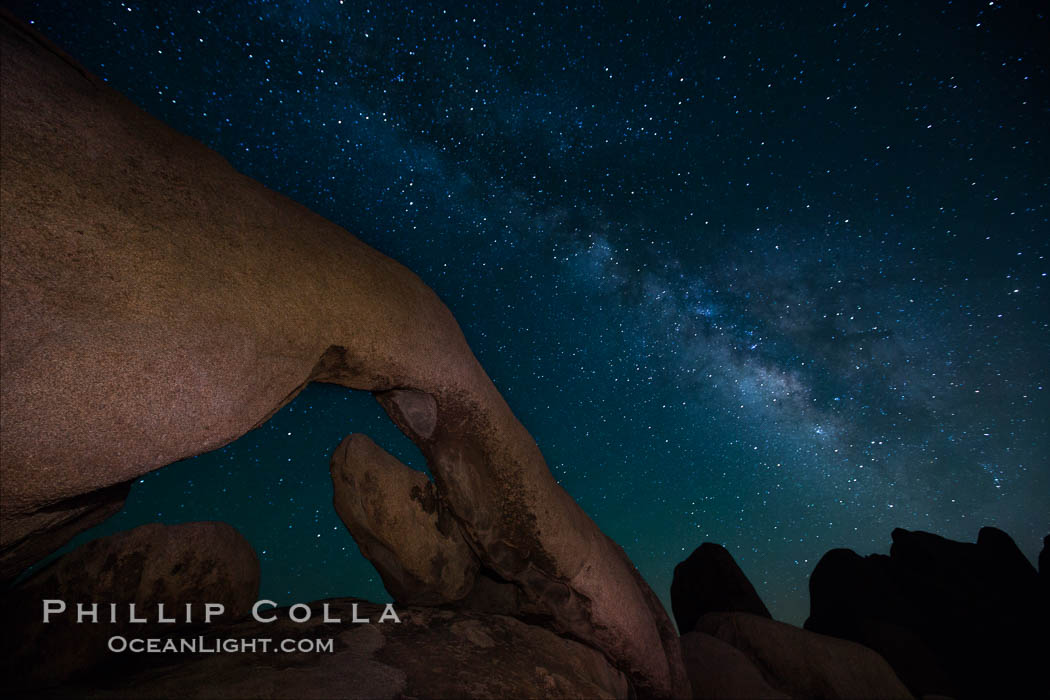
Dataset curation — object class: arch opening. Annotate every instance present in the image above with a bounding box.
[14,382,430,606]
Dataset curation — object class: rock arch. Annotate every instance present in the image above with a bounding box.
[0,12,686,697]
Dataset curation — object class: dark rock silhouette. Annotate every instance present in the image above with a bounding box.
[806,526,1048,699]
[805,547,953,697]
[1040,534,1049,589]
[0,10,686,695]
[57,599,630,699]
[0,522,259,690]
[695,612,911,699]
[670,542,771,634]
[679,630,789,699]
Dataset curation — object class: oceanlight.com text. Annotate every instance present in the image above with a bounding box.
[107,636,335,654]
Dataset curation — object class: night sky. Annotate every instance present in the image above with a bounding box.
[9,0,1047,625]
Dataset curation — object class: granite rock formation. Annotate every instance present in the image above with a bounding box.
[696,612,912,700]
[0,11,685,695]
[1,522,260,690]
[330,433,479,605]
[0,481,132,586]
[670,542,771,634]
[679,630,789,699]
[57,599,631,699]
[805,547,952,698]
[805,527,1047,699]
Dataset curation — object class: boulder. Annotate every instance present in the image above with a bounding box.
[805,527,1046,699]
[0,12,686,695]
[695,612,912,700]
[0,481,131,583]
[671,542,771,634]
[1,521,259,690]
[330,433,479,605]
[805,548,953,697]
[58,599,630,699]
[679,631,789,699]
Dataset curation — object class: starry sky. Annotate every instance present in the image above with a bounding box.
[9,0,1048,626]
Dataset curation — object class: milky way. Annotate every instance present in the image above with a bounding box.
[11,0,1047,623]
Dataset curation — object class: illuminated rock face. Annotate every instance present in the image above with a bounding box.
[0,13,686,696]
[52,600,633,700]
[329,432,480,606]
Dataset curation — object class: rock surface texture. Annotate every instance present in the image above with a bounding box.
[670,542,772,634]
[696,612,912,700]
[805,527,1047,699]
[59,599,631,700]
[1,522,260,690]
[330,433,479,605]
[0,12,686,696]
[679,631,789,700]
